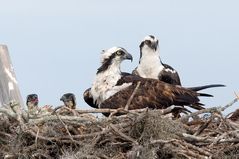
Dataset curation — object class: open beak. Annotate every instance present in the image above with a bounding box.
[124,52,133,62]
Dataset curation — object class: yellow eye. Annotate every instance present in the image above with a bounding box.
[116,50,123,55]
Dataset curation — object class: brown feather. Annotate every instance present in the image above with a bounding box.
[100,78,201,110]
[228,109,239,121]
[83,88,98,108]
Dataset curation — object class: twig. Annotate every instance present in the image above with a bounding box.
[176,140,212,157]
[51,105,64,114]
[150,139,176,145]
[0,131,12,138]
[194,118,212,136]
[109,124,138,145]
[56,113,78,145]
[160,105,186,115]
[35,127,40,146]
[58,106,79,116]
[220,97,238,112]
[181,97,239,123]
[178,150,206,159]
[234,92,239,100]
[182,133,210,143]
[76,108,146,114]
[180,107,219,123]
[109,108,126,118]
[29,115,95,125]
[0,107,16,118]
[125,81,141,110]
[27,130,56,142]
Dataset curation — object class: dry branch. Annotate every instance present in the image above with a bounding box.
[0,97,239,158]
[124,81,141,110]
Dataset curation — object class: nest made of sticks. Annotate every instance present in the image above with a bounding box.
[0,96,239,159]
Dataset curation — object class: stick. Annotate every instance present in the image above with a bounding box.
[56,113,78,145]
[125,81,141,110]
[0,107,16,118]
[194,118,212,136]
[35,127,40,146]
[109,124,138,145]
[150,139,176,145]
[220,97,238,112]
[181,97,239,123]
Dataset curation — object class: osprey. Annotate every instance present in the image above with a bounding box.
[26,94,39,114]
[60,93,76,109]
[26,94,39,111]
[84,72,131,109]
[133,35,181,85]
[89,47,224,115]
[83,88,96,108]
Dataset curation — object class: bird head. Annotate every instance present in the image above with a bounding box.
[60,93,76,109]
[97,47,133,74]
[140,35,159,53]
[26,94,39,107]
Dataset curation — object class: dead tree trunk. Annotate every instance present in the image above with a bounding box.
[0,45,24,107]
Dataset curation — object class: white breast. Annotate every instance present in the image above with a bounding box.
[136,52,164,79]
[91,65,132,105]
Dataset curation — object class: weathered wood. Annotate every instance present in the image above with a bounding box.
[0,45,24,107]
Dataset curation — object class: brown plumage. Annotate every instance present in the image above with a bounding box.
[100,74,212,111]
[83,88,97,108]
[83,72,132,109]
[228,109,239,121]
[86,47,225,117]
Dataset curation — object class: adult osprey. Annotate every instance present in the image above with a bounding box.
[133,35,181,85]
[89,47,224,114]
[83,72,131,109]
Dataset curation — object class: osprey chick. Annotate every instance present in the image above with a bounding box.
[26,94,39,110]
[60,93,76,109]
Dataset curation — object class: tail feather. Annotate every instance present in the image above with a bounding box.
[188,84,225,91]
[190,103,205,110]
[198,93,213,97]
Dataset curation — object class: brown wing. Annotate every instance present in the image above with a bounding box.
[83,72,136,109]
[228,109,239,121]
[83,88,98,108]
[159,64,181,85]
[100,79,202,110]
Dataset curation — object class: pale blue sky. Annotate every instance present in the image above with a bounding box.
[0,0,238,113]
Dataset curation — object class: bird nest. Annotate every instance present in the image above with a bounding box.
[0,96,239,159]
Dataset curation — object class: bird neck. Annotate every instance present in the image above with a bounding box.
[139,48,162,66]
[91,62,122,105]
[137,49,164,79]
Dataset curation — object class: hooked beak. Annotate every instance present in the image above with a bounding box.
[124,52,133,62]
[151,42,158,51]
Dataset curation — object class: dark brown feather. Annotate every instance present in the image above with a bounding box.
[83,88,98,108]
[83,72,133,109]
[159,63,181,85]
[228,109,239,121]
[100,78,202,111]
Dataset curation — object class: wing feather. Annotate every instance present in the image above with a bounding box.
[100,79,200,110]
